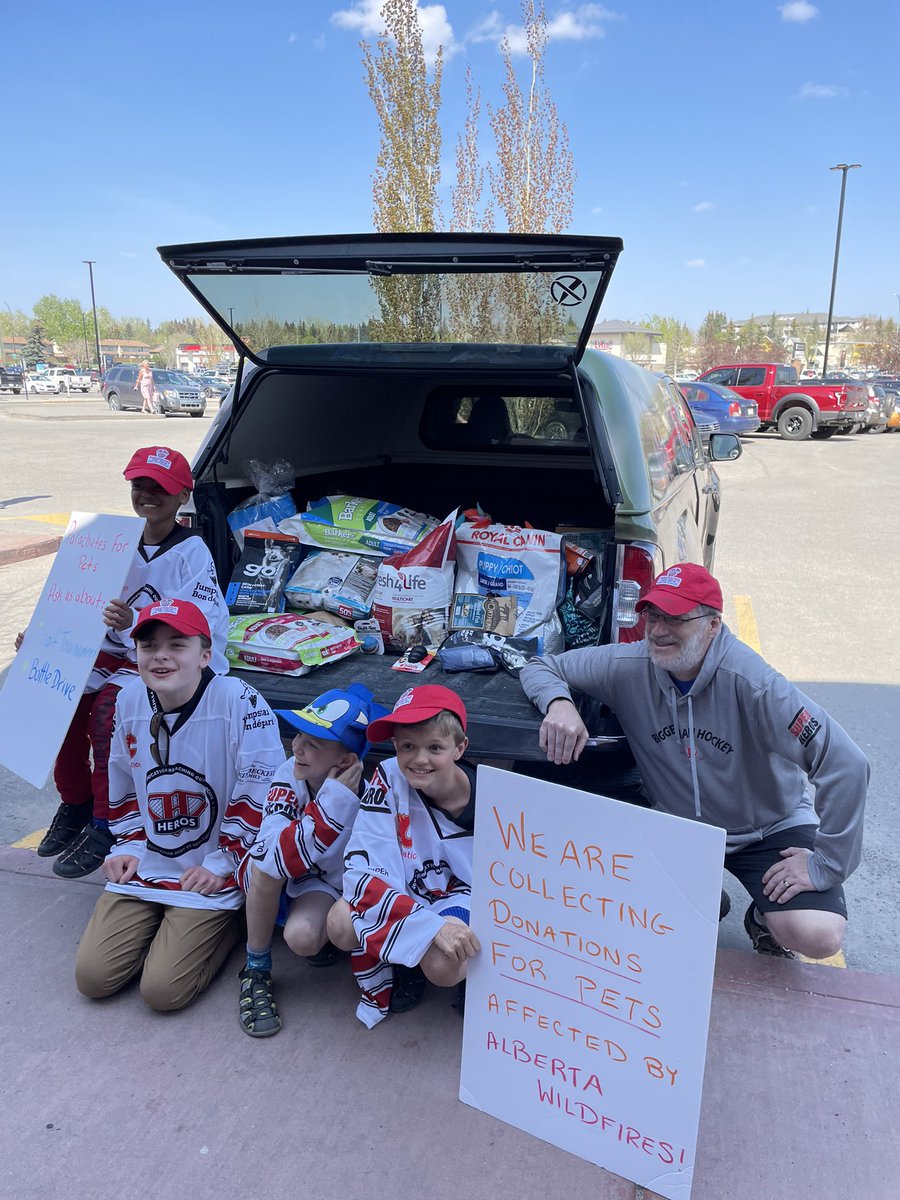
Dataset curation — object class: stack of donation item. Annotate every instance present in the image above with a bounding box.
[224,482,603,678]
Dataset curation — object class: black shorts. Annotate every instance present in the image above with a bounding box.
[724,824,847,918]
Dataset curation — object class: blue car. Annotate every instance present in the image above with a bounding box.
[679,381,760,436]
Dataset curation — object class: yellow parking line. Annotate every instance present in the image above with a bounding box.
[12,829,47,850]
[733,594,761,653]
[733,594,846,970]
[0,512,71,526]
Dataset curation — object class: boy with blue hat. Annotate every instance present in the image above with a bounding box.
[238,682,388,1037]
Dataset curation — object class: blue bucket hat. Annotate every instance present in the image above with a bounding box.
[275,683,388,759]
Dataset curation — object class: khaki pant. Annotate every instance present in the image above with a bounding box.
[75,891,241,1011]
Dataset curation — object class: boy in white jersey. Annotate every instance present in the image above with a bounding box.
[327,685,482,1028]
[74,599,282,1012]
[237,683,388,1037]
[28,446,228,880]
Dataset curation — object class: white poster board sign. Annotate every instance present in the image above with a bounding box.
[460,766,725,1200]
[0,512,143,788]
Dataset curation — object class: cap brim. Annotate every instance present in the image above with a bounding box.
[123,465,188,495]
[274,709,342,740]
[635,588,702,616]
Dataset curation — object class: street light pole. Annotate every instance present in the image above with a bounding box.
[82,260,103,373]
[81,311,90,366]
[822,163,861,377]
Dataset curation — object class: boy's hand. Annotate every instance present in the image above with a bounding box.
[103,599,134,632]
[179,866,229,895]
[433,916,481,963]
[14,631,24,652]
[104,855,140,884]
[329,757,363,792]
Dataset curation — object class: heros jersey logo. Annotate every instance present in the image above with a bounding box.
[147,789,208,835]
[126,733,138,760]
[396,812,413,849]
[788,707,821,747]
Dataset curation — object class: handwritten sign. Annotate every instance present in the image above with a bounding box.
[0,512,143,788]
[460,766,725,1200]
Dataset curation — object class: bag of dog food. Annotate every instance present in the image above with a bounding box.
[454,520,565,654]
[283,549,380,620]
[225,530,304,615]
[280,495,438,557]
[371,510,458,652]
[227,459,297,550]
[225,613,362,676]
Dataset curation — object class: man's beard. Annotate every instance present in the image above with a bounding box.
[647,620,713,678]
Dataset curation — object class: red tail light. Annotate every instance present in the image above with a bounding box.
[728,402,740,417]
[615,544,657,643]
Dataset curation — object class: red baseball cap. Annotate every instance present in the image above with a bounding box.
[132,598,210,641]
[367,684,468,743]
[635,563,723,616]
[123,447,194,494]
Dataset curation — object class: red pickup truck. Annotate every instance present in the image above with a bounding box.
[697,363,868,441]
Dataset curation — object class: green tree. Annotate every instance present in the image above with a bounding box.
[24,322,49,367]
[32,294,85,347]
[647,314,694,374]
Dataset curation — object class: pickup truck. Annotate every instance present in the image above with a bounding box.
[697,362,868,441]
[159,231,742,766]
[45,366,92,393]
[0,366,24,393]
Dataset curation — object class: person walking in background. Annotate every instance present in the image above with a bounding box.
[137,360,157,414]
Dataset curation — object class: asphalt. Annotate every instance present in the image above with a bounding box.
[1,845,897,1200]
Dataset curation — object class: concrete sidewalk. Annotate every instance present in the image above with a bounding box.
[1,845,897,1200]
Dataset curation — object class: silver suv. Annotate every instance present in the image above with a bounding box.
[102,365,206,418]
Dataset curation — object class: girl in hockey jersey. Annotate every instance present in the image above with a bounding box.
[237,683,389,1037]
[24,446,229,880]
[75,599,284,1012]
[327,685,482,1028]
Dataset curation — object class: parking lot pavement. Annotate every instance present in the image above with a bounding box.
[1,845,898,1200]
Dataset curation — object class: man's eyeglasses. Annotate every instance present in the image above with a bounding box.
[149,711,171,767]
[643,609,711,627]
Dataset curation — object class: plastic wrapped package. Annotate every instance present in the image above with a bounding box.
[283,549,380,620]
[225,613,362,676]
[227,459,297,550]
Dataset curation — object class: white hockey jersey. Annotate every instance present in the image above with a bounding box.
[87,526,229,691]
[105,670,284,911]
[343,757,476,1027]
[249,757,361,899]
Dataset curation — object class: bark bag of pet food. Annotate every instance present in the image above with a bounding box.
[454,519,565,654]
[280,495,438,557]
[370,510,458,652]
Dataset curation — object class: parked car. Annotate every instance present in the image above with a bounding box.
[0,366,24,393]
[863,385,894,434]
[27,374,58,394]
[44,366,91,392]
[678,381,760,438]
[697,363,868,440]
[196,375,230,401]
[159,232,742,762]
[102,364,206,417]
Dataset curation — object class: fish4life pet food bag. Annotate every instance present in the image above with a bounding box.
[370,510,457,652]
[454,521,565,654]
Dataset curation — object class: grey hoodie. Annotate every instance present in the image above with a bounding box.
[519,625,869,891]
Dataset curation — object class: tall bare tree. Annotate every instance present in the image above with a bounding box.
[362,0,443,233]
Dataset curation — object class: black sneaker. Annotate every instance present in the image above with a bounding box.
[743,903,794,958]
[719,889,731,922]
[306,940,342,968]
[453,980,467,1018]
[389,964,427,1013]
[52,824,115,879]
[36,802,92,858]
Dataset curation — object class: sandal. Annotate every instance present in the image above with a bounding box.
[306,939,342,968]
[238,968,282,1037]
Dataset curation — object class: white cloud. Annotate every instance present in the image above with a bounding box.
[331,1,457,62]
[468,4,621,55]
[686,259,705,269]
[692,200,715,213]
[591,205,604,214]
[779,1,818,22]
[797,82,848,99]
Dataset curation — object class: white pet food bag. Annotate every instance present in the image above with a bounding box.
[283,549,380,620]
[454,520,565,654]
[371,510,458,652]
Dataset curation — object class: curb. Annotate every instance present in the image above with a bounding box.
[0,534,62,567]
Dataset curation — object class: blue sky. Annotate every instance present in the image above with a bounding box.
[2,0,897,330]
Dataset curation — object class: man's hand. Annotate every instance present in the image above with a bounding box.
[329,757,363,792]
[539,698,589,765]
[762,846,815,904]
[14,630,24,652]
[433,916,481,963]
[104,855,140,884]
[103,599,134,632]
[179,866,229,895]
